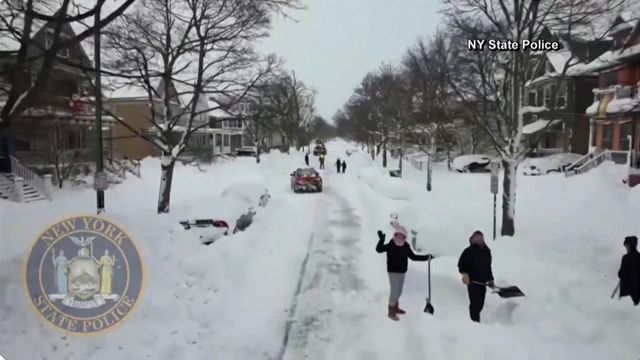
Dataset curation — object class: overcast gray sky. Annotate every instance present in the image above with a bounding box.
[257,0,443,121]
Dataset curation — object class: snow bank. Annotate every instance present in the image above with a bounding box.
[521,153,582,175]
[0,154,319,359]
[357,167,419,200]
[352,155,640,359]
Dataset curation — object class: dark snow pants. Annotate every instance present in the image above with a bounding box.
[468,283,486,322]
[632,293,639,306]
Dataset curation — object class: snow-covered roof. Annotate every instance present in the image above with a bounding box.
[522,119,562,135]
[606,97,640,114]
[580,43,640,73]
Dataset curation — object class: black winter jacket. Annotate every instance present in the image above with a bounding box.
[618,250,640,298]
[376,238,429,273]
[458,244,494,284]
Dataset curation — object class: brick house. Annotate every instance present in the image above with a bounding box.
[583,13,640,185]
[522,28,612,155]
[0,20,116,201]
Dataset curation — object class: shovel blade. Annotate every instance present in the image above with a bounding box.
[496,286,525,298]
[424,301,434,314]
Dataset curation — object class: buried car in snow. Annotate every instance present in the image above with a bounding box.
[452,155,495,173]
[290,168,323,193]
[521,153,582,176]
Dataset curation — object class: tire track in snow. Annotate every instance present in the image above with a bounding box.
[278,171,367,360]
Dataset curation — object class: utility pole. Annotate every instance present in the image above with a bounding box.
[94,1,106,213]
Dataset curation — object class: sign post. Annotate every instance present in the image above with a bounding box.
[490,162,500,240]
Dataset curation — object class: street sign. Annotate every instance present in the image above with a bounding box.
[490,173,499,194]
[489,161,500,240]
[93,171,109,191]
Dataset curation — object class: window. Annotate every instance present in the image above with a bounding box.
[536,88,544,106]
[550,84,557,108]
[557,82,567,108]
[215,134,222,147]
[545,61,554,73]
[223,135,229,146]
[66,128,82,149]
[620,122,632,150]
[45,29,70,58]
[528,91,536,106]
[602,124,613,149]
[543,85,551,107]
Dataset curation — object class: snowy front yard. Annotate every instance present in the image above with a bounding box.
[1,140,639,360]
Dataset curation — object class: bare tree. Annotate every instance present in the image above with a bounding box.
[0,0,137,132]
[259,70,315,151]
[443,0,623,235]
[104,0,298,213]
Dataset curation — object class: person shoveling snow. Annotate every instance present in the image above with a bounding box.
[616,235,640,306]
[376,226,433,321]
[259,189,271,208]
[233,207,257,234]
[458,230,524,323]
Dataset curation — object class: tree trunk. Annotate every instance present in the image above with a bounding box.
[426,154,432,191]
[370,145,375,160]
[382,141,387,168]
[255,144,261,164]
[500,158,517,236]
[398,147,403,177]
[157,155,176,214]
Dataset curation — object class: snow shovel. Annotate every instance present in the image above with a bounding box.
[611,281,620,299]
[473,281,525,298]
[424,256,434,314]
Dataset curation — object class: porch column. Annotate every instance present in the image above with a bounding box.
[588,118,595,152]
[43,174,53,200]
[14,177,24,202]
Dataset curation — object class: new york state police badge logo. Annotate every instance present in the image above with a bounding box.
[24,215,145,335]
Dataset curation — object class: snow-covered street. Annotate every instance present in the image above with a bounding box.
[2,140,640,359]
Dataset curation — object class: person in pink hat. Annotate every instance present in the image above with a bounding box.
[376,225,433,321]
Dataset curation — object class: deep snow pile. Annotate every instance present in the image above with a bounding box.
[346,146,640,359]
[0,152,320,360]
[1,140,639,360]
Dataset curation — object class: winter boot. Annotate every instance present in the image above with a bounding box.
[394,303,406,315]
[388,306,399,321]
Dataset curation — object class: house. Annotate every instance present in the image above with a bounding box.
[583,12,640,186]
[0,20,116,201]
[209,96,287,154]
[107,80,220,160]
[521,27,612,155]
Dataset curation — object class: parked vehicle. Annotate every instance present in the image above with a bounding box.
[236,146,257,157]
[452,155,494,173]
[290,168,323,193]
[313,144,327,156]
[522,153,583,176]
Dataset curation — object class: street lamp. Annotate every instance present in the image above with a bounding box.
[93,2,106,213]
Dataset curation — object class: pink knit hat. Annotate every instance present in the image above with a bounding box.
[394,225,408,238]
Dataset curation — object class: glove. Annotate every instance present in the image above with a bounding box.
[461,273,470,285]
[426,254,434,260]
[487,280,495,289]
[377,230,385,240]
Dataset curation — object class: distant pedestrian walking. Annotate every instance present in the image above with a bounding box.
[618,235,640,306]
[341,160,347,173]
[304,152,309,166]
[319,154,325,169]
[336,158,342,173]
